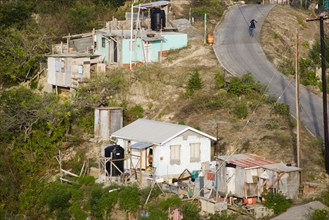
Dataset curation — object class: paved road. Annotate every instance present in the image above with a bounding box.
[213,4,325,138]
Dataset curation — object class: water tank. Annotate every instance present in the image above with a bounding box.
[151,8,166,31]
[104,145,124,176]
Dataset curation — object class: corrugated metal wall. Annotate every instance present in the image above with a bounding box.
[94,107,123,140]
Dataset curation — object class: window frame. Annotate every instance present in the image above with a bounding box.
[190,143,201,162]
[170,144,181,165]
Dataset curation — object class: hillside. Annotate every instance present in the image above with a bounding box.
[113,2,327,190]
[1,0,329,218]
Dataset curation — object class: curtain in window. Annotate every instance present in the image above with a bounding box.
[190,143,201,162]
[170,145,181,165]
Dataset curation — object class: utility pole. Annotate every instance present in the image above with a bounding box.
[307,16,329,174]
[296,29,301,168]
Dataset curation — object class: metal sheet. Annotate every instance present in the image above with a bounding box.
[133,1,169,9]
[129,142,153,149]
[111,119,216,145]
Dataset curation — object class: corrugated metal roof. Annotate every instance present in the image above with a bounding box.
[133,1,169,9]
[262,162,301,172]
[218,154,278,168]
[47,52,99,58]
[130,142,153,149]
[111,119,216,145]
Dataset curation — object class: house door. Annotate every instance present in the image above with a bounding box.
[143,42,152,63]
[113,41,117,63]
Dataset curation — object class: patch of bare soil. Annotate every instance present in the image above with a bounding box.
[261,5,318,70]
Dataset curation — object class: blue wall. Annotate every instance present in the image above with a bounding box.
[96,31,188,65]
[96,32,109,64]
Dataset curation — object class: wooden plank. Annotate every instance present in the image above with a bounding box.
[61,169,79,177]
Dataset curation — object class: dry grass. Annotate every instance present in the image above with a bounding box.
[110,3,328,195]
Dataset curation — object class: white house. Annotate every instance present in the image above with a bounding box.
[110,119,216,178]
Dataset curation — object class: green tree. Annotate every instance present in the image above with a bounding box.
[0,26,50,86]
[308,37,329,67]
[0,0,35,29]
[186,70,203,96]
[68,3,97,34]
[0,87,74,214]
[118,185,140,212]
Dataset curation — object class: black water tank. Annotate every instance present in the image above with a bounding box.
[104,145,124,176]
[151,8,166,31]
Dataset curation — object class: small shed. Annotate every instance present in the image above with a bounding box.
[111,119,216,178]
[47,53,100,92]
[217,154,300,200]
[94,107,123,141]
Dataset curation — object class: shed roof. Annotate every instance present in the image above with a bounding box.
[133,1,169,9]
[129,142,153,149]
[111,119,216,145]
[47,52,100,58]
[262,162,301,172]
[218,154,278,169]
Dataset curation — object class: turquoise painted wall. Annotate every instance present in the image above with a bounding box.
[96,32,109,64]
[161,33,188,51]
[96,32,188,65]
[122,38,145,64]
[121,33,187,64]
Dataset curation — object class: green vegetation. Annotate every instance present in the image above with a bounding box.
[186,69,203,96]
[208,211,239,220]
[307,209,329,220]
[264,192,292,215]
[315,190,329,207]
[277,36,329,93]
[0,0,126,87]
[190,0,226,20]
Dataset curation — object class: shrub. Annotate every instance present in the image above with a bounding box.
[43,182,72,211]
[307,209,329,220]
[126,104,144,123]
[144,196,182,220]
[265,120,279,130]
[158,196,182,210]
[118,185,140,212]
[186,70,202,96]
[232,102,248,119]
[182,202,200,220]
[214,72,226,89]
[226,73,265,97]
[317,190,329,207]
[264,192,292,215]
[278,58,295,76]
[272,103,289,115]
[208,211,238,220]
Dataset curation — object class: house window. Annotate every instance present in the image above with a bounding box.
[61,59,65,72]
[78,65,83,77]
[190,143,200,162]
[170,145,181,165]
[55,58,60,72]
[102,37,106,48]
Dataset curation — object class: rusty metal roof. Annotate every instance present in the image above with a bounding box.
[218,154,278,168]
